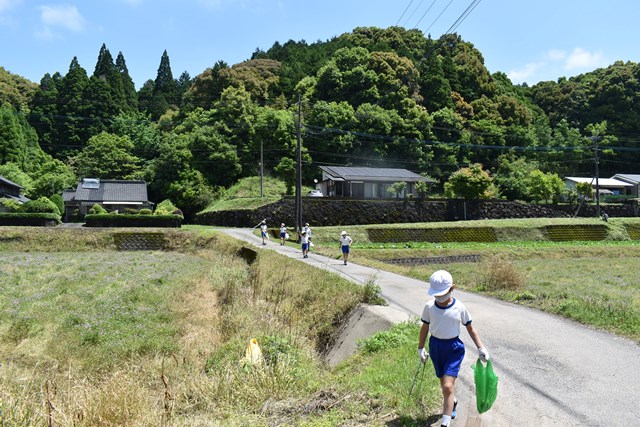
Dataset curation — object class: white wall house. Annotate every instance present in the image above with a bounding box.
[564,177,634,196]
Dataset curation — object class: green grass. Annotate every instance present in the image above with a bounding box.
[306,218,640,342]
[1,227,427,426]
[200,176,314,212]
[0,251,210,369]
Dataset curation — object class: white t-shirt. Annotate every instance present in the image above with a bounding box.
[303,226,312,238]
[301,234,309,244]
[340,236,352,246]
[280,226,287,233]
[261,224,267,233]
[421,298,472,339]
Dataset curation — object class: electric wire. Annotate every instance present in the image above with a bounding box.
[396,0,416,26]
[425,0,455,34]
[445,0,482,34]
[413,0,439,29]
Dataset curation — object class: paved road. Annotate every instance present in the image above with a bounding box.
[220,228,640,427]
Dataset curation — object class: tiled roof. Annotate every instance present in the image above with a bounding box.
[72,179,149,202]
[320,166,434,182]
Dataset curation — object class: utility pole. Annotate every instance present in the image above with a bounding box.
[593,133,601,218]
[295,94,303,233]
[260,139,264,198]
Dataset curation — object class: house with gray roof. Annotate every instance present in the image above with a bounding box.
[318,166,434,198]
[63,178,153,221]
[0,176,30,203]
[611,174,640,197]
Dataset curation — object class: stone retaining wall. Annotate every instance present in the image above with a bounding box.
[194,198,638,227]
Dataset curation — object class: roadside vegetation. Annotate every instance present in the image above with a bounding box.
[0,227,440,426]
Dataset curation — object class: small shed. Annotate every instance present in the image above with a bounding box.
[318,166,434,198]
[63,178,153,221]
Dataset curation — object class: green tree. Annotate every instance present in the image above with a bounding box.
[30,157,77,198]
[527,170,565,204]
[444,163,493,199]
[111,111,162,161]
[0,103,29,167]
[72,132,140,179]
[147,50,179,119]
[182,61,231,111]
[387,181,407,198]
[116,51,138,111]
[274,157,296,195]
[144,133,213,220]
[57,57,90,156]
[29,73,61,154]
[493,155,538,201]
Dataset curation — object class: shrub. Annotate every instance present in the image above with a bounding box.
[88,204,108,215]
[21,197,60,216]
[155,199,179,215]
[50,194,64,215]
[478,257,524,291]
[139,208,153,215]
[0,197,21,213]
[123,208,140,215]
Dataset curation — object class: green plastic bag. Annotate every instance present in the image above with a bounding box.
[472,358,498,413]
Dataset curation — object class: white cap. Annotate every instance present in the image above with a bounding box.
[341,231,347,235]
[428,270,453,296]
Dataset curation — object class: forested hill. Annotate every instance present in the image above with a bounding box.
[1,27,640,218]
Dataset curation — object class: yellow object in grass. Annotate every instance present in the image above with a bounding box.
[245,338,263,365]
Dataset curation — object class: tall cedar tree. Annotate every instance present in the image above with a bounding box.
[116,51,138,110]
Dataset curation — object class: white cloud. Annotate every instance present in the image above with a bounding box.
[507,62,546,84]
[546,49,566,61]
[564,47,606,70]
[0,0,21,13]
[39,4,86,32]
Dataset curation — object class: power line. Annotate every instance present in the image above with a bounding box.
[401,0,426,28]
[413,0,439,29]
[396,0,416,26]
[425,0,455,34]
[445,0,482,34]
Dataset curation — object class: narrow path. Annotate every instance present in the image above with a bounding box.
[220,228,640,427]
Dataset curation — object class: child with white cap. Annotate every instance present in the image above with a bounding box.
[418,270,489,427]
[339,230,352,265]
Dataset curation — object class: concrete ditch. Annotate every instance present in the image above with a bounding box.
[323,303,412,367]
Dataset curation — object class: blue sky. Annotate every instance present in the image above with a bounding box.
[1,0,638,89]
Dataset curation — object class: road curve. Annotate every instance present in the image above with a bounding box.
[219,228,640,427]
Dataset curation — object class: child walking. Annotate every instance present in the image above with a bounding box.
[279,223,287,245]
[418,270,489,427]
[260,220,268,245]
[300,230,309,258]
[339,231,352,265]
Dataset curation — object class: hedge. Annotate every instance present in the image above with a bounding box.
[84,214,182,228]
[0,213,60,227]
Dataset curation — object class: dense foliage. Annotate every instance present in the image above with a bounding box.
[1,27,639,215]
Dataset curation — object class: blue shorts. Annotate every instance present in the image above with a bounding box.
[302,243,309,250]
[341,245,350,254]
[429,336,465,378]
[280,232,286,238]
[261,231,267,237]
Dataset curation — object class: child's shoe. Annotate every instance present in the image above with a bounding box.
[451,399,458,419]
